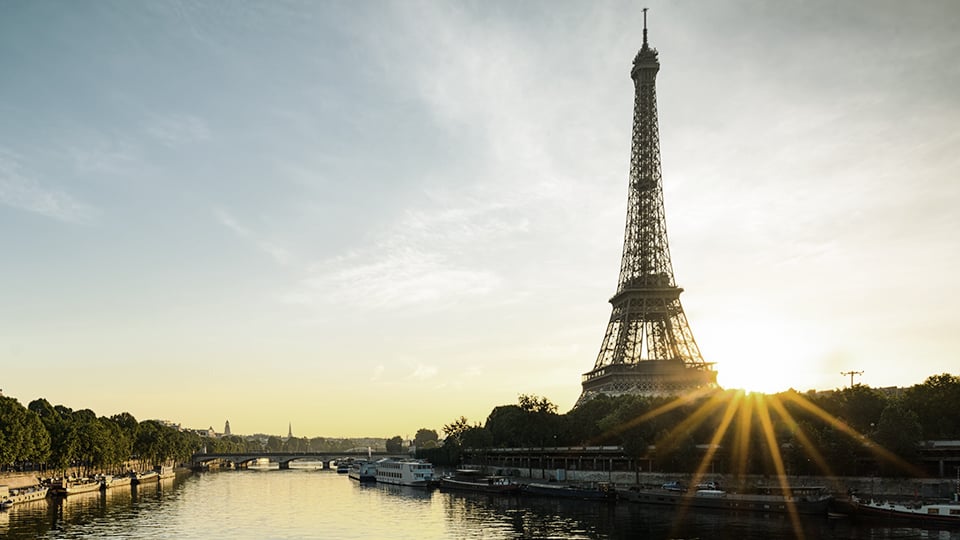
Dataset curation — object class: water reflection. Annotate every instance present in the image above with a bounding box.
[0,471,958,539]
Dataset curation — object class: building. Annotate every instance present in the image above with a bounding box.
[576,11,716,406]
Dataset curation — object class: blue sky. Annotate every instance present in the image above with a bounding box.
[2,0,958,437]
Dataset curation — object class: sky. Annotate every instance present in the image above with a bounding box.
[1,0,958,439]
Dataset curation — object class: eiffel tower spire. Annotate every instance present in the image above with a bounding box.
[577,11,716,406]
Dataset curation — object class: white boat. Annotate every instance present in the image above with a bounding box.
[0,485,49,507]
[348,460,377,483]
[374,458,435,487]
[853,496,960,525]
[131,470,159,485]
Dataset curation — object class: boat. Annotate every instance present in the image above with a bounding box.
[99,474,132,490]
[0,484,49,507]
[156,466,175,480]
[131,470,159,485]
[374,458,435,487]
[440,469,521,495]
[522,482,616,501]
[336,460,351,474]
[850,477,960,527]
[348,460,377,483]
[617,484,832,515]
[48,477,102,496]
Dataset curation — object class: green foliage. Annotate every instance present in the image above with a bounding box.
[414,428,439,448]
[874,403,923,476]
[3,375,956,479]
[517,394,557,414]
[902,373,960,439]
[815,385,888,434]
[460,426,493,449]
[416,443,460,466]
[385,435,403,453]
[265,436,283,452]
[0,396,51,467]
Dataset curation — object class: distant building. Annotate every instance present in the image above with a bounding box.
[224,420,231,436]
[287,422,293,440]
[185,426,217,438]
[153,419,182,431]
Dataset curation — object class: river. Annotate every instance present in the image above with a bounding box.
[1,465,958,539]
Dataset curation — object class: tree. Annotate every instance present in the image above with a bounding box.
[902,373,960,439]
[460,426,493,449]
[414,428,439,448]
[874,402,923,476]
[518,394,557,414]
[385,436,403,453]
[0,396,50,468]
[442,417,472,446]
[265,436,283,452]
[830,385,888,434]
[485,406,526,447]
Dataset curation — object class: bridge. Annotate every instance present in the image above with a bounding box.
[190,451,405,470]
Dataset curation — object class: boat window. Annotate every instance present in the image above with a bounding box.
[927,508,939,514]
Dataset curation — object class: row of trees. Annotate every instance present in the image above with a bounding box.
[0,397,248,475]
[1,395,399,476]
[417,374,960,477]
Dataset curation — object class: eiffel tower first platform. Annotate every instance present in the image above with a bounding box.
[576,11,717,407]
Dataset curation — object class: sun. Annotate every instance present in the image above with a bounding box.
[699,317,827,394]
[716,359,797,394]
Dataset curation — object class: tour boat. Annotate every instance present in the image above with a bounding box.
[156,466,175,480]
[617,484,832,515]
[348,460,377,483]
[440,469,521,495]
[0,484,49,507]
[374,458,435,487]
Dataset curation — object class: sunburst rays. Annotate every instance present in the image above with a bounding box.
[600,388,923,540]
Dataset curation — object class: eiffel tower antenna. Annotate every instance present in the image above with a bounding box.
[577,9,717,406]
[642,7,649,48]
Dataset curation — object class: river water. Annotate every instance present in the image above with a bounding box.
[1,465,958,539]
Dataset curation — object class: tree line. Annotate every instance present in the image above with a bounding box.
[0,395,402,477]
[0,397,240,475]
[418,374,960,477]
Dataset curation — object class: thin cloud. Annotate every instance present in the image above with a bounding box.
[296,246,500,311]
[68,138,140,175]
[146,113,211,146]
[214,207,292,265]
[0,150,97,223]
[408,363,438,381]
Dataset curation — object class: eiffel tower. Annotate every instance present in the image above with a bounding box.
[576,10,717,406]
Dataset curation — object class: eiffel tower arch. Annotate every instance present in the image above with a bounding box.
[576,11,717,407]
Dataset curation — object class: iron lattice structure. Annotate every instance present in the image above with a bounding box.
[576,13,716,407]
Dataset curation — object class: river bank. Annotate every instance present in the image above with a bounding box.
[482,466,959,500]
